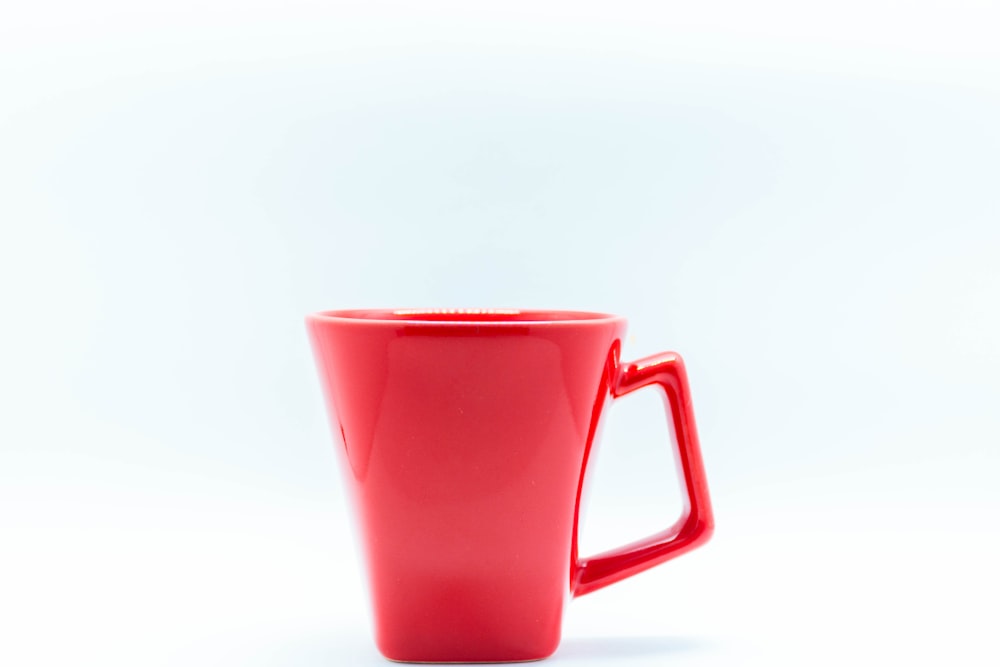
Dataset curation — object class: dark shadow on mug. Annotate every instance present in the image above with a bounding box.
[553,635,718,662]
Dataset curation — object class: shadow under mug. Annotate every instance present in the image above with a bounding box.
[306,309,713,663]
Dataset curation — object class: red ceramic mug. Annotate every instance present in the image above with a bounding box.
[306,309,713,663]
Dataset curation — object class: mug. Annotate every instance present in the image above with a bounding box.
[306,309,713,662]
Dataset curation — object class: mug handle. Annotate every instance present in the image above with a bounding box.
[573,352,714,597]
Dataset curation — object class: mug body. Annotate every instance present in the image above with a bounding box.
[307,309,626,662]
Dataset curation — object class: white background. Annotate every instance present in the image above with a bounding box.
[2,1,998,665]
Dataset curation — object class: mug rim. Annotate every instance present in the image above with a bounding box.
[307,308,625,326]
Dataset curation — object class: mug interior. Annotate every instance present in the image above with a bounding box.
[312,309,621,324]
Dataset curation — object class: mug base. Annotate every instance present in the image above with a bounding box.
[379,641,559,664]
[385,656,552,664]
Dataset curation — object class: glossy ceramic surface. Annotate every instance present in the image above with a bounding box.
[306,309,713,663]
